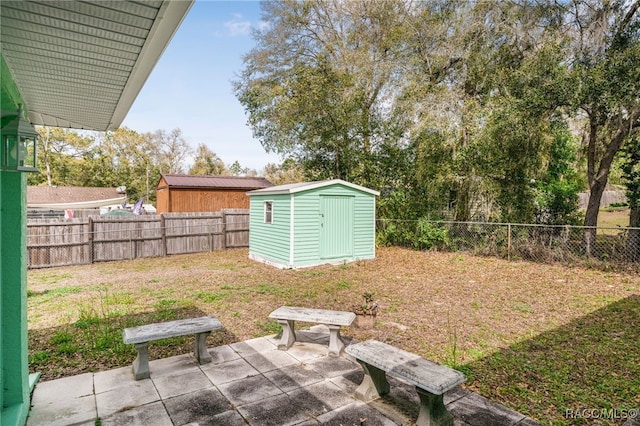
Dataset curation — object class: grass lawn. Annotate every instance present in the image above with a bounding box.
[27,247,639,425]
[598,209,631,229]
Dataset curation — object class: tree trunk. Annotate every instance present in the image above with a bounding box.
[583,104,640,255]
[454,179,471,222]
[583,178,605,256]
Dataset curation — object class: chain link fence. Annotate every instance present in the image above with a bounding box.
[27,214,638,271]
[377,219,640,271]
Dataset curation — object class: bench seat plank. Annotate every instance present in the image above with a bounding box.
[346,340,465,395]
[123,316,223,344]
[268,306,355,326]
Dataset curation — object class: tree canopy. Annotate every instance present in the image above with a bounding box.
[28,127,259,203]
[235,0,640,227]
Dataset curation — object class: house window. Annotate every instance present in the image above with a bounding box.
[264,201,273,224]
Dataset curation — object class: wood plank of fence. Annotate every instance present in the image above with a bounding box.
[163,212,224,254]
[27,218,90,268]
[223,209,250,248]
[27,210,250,269]
[91,215,163,262]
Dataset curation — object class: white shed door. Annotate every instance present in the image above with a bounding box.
[319,195,354,259]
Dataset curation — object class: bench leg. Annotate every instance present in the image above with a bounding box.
[194,332,212,364]
[132,343,150,380]
[327,325,345,356]
[276,319,296,350]
[353,360,390,401]
[415,387,454,426]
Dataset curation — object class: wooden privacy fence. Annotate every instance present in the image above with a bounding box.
[27,209,250,269]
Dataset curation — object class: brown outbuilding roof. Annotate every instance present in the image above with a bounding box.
[158,174,273,190]
[27,186,126,209]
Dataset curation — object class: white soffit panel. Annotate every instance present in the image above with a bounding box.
[0,0,193,131]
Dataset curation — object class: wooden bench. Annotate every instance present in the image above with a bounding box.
[123,316,223,380]
[268,306,355,356]
[345,340,465,426]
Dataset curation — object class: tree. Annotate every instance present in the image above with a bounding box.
[262,158,304,185]
[235,0,409,188]
[404,1,573,222]
[620,137,640,259]
[31,127,93,186]
[228,160,255,177]
[567,0,640,251]
[189,143,228,175]
[152,128,192,174]
[235,0,638,231]
[534,127,584,225]
[92,128,160,202]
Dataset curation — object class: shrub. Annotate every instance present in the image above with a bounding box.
[377,218,449,250]
[414,218,449,250]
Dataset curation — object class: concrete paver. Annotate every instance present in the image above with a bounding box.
[288,381,354,417]
[101,401,173,426]
[307,354,362,378]
[285,341,329,361]
[316,401,397,426]
[148,353,200,378]
[207,343,241,364]
[163,387,232,425]
[30,372,94,402]
[95,378,160,419]
[243,348,300,372]
[264,362,326,392]
[237,393,313,426]
[153,369,213,400]
[94,366,133,394]
[218,374,285,406]
[26,393,96,426]
[229,335,278,355]
[447,390,527,426]
[200,357,260,384]
[26,330,543,426]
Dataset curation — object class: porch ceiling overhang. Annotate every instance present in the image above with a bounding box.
[0,0,193,131]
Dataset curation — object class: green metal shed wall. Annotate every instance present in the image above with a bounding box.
[249,182,376,268]
[353,188,376,258]
[249,193,291,266]
[292,184,376,267]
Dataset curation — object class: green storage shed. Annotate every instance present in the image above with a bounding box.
[247,179,379,269]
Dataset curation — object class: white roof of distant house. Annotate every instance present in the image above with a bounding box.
[27,186,127,209]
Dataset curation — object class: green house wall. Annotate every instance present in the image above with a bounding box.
[1,53,30,426]
[249,182,376,269]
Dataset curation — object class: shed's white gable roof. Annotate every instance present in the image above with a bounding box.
[247,179,379,196]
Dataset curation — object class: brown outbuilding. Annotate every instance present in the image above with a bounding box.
[156,174,272,213]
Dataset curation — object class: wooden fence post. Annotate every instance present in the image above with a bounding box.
[88,217,94,264]
[221,210,227,250]
[160,215,167,257]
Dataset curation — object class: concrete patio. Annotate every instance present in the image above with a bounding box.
[27,326,542,426]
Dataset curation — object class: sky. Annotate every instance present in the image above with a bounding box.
[121,0,281,173]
